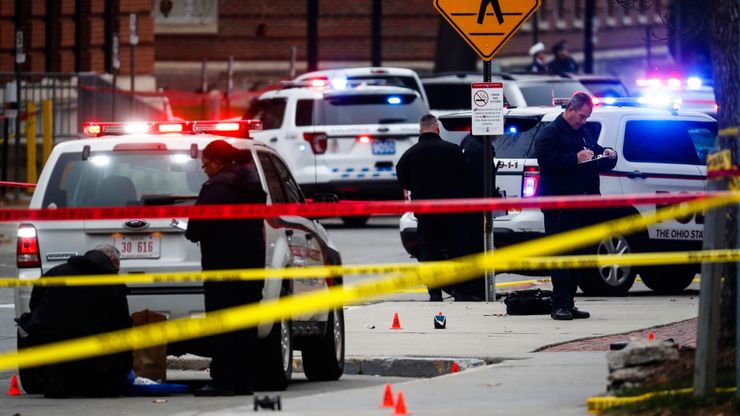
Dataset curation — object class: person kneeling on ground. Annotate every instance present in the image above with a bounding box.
[16,244,132,398]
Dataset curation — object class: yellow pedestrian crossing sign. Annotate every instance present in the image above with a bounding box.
[434,0,542,61]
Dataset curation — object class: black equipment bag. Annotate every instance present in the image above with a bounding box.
[504,289,553,315]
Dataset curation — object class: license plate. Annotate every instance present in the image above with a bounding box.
[371,139,396,155]
[114,234,160,259]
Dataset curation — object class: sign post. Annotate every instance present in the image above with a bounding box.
[129,13,138,117]
[434,0,541,302]
[112,33,120,121]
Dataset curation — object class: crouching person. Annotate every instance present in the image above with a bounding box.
[17,244,132,398]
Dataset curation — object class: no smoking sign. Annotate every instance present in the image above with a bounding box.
[471,82,504,135]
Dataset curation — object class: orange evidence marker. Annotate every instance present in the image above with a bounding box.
[391,312,402,330]
[8,374,21,395]
[393,391,410,415]
[381,383,394,408]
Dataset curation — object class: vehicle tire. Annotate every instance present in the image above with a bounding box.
[578,234,637,296]
[341,216,369,227]
[302,308,345,381]
[639,266,697,294]
[17,331,44,394]
[256,318,293,391]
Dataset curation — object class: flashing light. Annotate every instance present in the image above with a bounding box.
[508,126,518,135]
[603,97,616,105]
[387,96,402,105]
[84,124,101,135]
[124,123,149,134]
[666,78,682,89]
[647,78,662,88]
[330,78,348,89]
[687,77,703,90]
[357,135,371,144]
[158,123,184,133]
[591,97,601,106]
[309,78,328,88]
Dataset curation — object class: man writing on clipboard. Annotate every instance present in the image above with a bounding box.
[535,91,617,321]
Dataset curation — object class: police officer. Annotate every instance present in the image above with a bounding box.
[535,92,617,320]
[397,114,479,301]
[186,140,267,396]
[548,40,579,75]
[527,42,547,73]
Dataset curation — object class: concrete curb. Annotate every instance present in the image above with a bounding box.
[167,354,493,378]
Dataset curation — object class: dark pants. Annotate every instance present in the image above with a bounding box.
[417,214,484,298]
[204,280,263,390]
[543,209,596,311]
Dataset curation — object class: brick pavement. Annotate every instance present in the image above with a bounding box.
[539,318,697,352]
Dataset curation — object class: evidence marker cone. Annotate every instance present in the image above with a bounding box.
[648,331,655,341]
[393,391,410,415]
[451,362,460,373]
[391,312,402,330]
[8,374,20,395]
[380,383,394,408]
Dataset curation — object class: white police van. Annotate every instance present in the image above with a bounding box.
[400,103,716,296]
[15,120,345,392]
[244,82,427,226]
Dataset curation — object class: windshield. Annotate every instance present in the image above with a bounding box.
[517,81,585,106]
[295,94,427,126]
[347,75,423,96]
[42,151,207,208]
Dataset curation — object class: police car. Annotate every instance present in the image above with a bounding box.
[400,102,717,296]
[15,120,345,392]
[243,82,428,226]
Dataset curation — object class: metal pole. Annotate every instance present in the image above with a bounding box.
[14,30,24,202]
[371,0,382,66]
[693,165,727,396]
[1,118,9,198]
[646,25,652,73]
[112,33,119,121]
[584,0,595,74]
[307,0,319,72]
[289,46,298,79]
[201,59,208,120]
[227,56,234,117]
[483,60,495,302]
[532,9,539,44]
[129,14,138,118]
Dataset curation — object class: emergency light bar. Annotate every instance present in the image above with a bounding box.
[82,120,263,138]
[553,96,681,111]
[281,77,389,90]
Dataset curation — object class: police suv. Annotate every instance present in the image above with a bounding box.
[244,81,427,226]
[15,120,344,392]
[400,102,716,296]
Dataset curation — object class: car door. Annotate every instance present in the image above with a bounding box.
[615,115,716,244]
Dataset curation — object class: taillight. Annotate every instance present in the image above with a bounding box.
[303,132,328,154]
[522,166,540,198]
[17,224,40,268]
[357,135,371,144]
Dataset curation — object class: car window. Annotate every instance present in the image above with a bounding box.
[348,75,422,96]
[492,117,542,158]
[269,154,305,203]
[516,81,585,106]
[42,151,205,208]
[580,80,630,98]
[296,93,427,126]
[424,84,470,110]
[243,98,287,130]
[623,120,717,165]
[258,151,288,203]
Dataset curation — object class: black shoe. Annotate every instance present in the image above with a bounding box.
[570,307,590,319]
[193,384,236,397]
[551,308,573,321]
[429,290,443,302]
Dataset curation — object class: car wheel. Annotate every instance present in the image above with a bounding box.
[302,308,345,381]
[256,318,293,391]
[341,216,369,227]
[578,234,637,296]
[639,266,697,294]
[17,331,45,394]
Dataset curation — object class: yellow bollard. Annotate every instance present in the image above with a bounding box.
[42,100,52,165]
[26,102,37,193]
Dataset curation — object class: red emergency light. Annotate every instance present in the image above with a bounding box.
[82,120,263,139]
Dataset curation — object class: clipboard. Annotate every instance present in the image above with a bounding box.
[578,154,607,164]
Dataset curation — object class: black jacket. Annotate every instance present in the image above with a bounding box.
[548,57,579,75]
[22,250,132,397]
[396,132,473,200]
[535,114,617,197]
[527,59,547,74]
[186,163,267,270]
[460,134,500,198]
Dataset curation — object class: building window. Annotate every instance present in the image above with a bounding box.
[554,0,567,29]
[153,0,219,34]
[606,0,617,26]
[621,0,633,25]
[573,0,584,29]
[654,0,664,23]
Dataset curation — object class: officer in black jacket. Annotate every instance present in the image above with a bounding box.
[19,244,132,397]
[535,92,617,320]
[397,114,480,301]
[186,140,267,396]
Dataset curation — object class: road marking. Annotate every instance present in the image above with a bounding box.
[0,304,14,308]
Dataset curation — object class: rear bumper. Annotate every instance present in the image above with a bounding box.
[301,180,403,201]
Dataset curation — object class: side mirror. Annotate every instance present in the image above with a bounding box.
[312,193,339,203]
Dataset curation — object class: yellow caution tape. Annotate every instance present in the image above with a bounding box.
[0,192,736,371]
[587,387,736,414]
[3,248,740,288]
